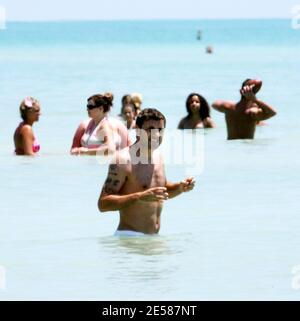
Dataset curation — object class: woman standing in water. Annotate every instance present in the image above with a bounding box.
[120,103,136,130]
[178,93,215,129]
[14,97,41,156]
[71,93,129,155]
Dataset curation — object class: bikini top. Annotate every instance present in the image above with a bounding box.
[15,123,40,155]
[32,136,40,153]
[81,118,106,149]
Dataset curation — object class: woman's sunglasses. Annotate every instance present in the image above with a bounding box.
[87,104,100,110]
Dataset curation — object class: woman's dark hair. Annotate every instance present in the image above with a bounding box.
[136,108,166,129]
[88,92,113,113]
[186,93,211,120]
[121,95,132,106]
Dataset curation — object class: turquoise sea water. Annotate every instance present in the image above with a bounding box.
[0,20,300,300]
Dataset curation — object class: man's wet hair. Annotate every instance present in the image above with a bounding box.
[135,108,166,128]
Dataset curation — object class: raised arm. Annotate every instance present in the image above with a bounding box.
[245,99,277,121]
[212,100,234,113]
[242,85,277,121]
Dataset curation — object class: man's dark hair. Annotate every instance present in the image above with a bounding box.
[135,108,166,128]
[241,79,252,89]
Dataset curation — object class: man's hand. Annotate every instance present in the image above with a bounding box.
[179,177,195,193]
[240,84,257,101]
[139,187,169,202]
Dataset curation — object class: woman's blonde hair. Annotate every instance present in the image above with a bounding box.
[19,97,40,121]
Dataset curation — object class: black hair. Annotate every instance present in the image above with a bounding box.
[186,93,211,120]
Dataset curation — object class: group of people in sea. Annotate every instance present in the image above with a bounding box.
[13,78,277,236]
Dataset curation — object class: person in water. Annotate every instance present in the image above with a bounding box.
[212,79,277,139]
[121,94,133,109]
[71,93,129,156]
[14,97,41,156]
[178,93,216,129]
[98,108,195,236]
[121,103,136,130]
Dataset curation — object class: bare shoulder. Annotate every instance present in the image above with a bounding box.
[178,117,188,129]
[203,117,216,128]
[19,124,33,136]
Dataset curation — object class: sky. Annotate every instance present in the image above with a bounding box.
[0,0,298,21]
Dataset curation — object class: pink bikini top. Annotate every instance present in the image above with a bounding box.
[32,137,40,153]
[15,130,40,155]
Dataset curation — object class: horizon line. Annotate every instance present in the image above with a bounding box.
[5,17,291,23]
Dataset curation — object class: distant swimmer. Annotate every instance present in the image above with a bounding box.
[178,93,216,129]
[206,46,213,54]
[71,93,129,156]
[14,97,41,156]
[98,108,195,236]
[212,79,277,139]
[197,30,202,40]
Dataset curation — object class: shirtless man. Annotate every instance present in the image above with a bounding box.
[98,108,195,235]
[212,79,277,139]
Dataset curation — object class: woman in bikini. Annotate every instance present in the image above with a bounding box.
[14,97,41,156]
[71,93,129,156]
[178,93,216,129]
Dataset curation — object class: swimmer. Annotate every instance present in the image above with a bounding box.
[121,94,133,108]
[121,103,136,130]
[98,108,195,235]
[71,93,129,156]
[14,97,41,156]
[206,46,213,54]
[212,79,277,139]
[178,93,216,129]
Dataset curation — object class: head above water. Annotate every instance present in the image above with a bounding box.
[121,94,132,107]
[135,108,166,150]
[121,104,135,120]
[186,93,211,120]
[135,108,166,129]
[19,97,41,121]
[87,92,114,113]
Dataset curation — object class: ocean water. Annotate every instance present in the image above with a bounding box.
[0,19,300,300]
